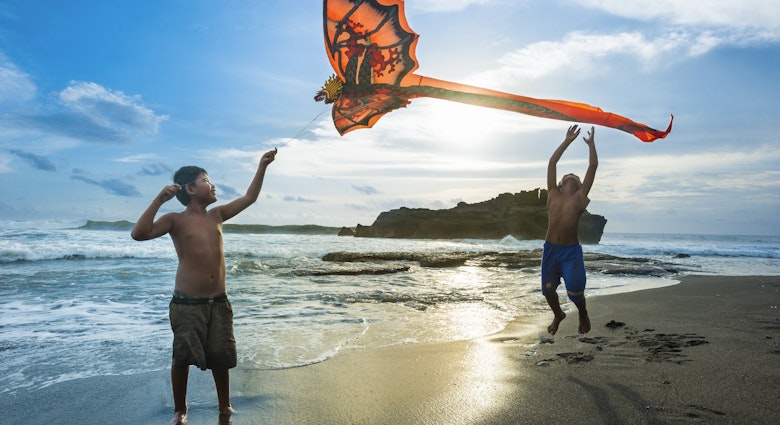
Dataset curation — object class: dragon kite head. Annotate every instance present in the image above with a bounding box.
[314,74,343,104]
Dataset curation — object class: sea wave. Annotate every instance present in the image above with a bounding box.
[76,220,345,235]
[0,244,170,263]
[2,221,779,265]
[592,233,780,260]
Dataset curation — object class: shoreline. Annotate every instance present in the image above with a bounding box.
[2,275,778,424]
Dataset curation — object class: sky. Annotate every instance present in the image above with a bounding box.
[1,0,779,235]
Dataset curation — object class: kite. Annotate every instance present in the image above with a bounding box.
[315,0,673,142]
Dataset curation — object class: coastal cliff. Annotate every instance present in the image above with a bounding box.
[349,189,607,244]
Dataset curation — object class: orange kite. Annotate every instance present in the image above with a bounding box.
[315,0,673,142]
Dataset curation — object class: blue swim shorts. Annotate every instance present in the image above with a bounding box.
[541,241,586,303]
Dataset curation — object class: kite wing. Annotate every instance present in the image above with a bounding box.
[317,0,673,142]
[319,0,420,132]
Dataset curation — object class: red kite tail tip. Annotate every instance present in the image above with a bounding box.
[659,113,674,137]
[643,114,674,142]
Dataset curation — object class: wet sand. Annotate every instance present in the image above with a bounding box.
[2,275,778,424]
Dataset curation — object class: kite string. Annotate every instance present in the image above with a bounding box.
[276,105,331,149]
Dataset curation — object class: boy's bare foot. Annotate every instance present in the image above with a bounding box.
[548,312,566,335]
[171,411,187,425]
[219,405,235,415]
[578,310,591,334]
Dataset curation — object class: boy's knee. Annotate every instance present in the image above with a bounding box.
[542,281,558,297]
[566,289,584,303]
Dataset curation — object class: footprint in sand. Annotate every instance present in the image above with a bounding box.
[536,351,595,366]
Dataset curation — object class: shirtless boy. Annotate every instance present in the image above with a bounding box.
[131,148,276,424]
[543,125,597,335]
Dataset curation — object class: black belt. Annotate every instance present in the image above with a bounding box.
[171,290,228,305]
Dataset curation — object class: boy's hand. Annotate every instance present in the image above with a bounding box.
[260,148,277,167]
[155,184,180,205]
[564,125,581,144]
[583,126,595,146]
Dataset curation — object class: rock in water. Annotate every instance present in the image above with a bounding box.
[352,190,607,244]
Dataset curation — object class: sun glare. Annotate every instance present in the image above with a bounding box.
[415,101,508,151]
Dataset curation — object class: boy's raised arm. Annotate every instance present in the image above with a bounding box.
[215,148,277,223]
[131,184,179,240]
[580,126,598,198]
[548,125,581,192]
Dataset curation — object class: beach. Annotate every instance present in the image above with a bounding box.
[2,274,777,424]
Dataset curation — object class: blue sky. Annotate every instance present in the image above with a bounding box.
[1,0,779,235]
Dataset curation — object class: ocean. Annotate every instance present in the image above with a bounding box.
[1,219,779,395]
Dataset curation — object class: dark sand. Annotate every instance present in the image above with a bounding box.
[2,275,778,424]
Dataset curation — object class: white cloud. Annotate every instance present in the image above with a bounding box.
[115,153,158,163]
[1,78,169,148]
[58,81,168,135]
[0,154,12,173]
[0,52,36,105]
[468,32,665,89]
[412,0,493,13]
[460,1,780,90]
[593,144,780,206]
[470,23,772,89]
[572,0,780,34]
[493,32,668,80]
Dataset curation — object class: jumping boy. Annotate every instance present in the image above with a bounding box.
[543,125,597,335]
[131,148,277,424]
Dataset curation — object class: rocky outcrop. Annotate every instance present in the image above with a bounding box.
[352,189,607,244]
[319,250,687,277]
[337,226,355,236]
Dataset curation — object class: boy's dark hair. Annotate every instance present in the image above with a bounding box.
[173,166,207,206]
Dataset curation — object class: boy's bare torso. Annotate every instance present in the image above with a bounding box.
[170,212,227,298]
[546,189,588,246]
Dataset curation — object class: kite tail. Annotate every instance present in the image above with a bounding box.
[405,75,673,142]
